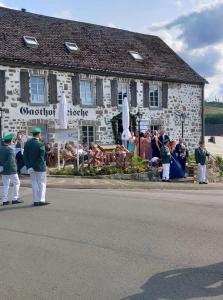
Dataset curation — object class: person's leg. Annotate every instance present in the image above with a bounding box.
[162,164,166,180]
[30,172,39,204]
[11,174,20,201]
[202,165,207,183]
[166,163,170,181]
[36,172,47,203]
[2,175,10,203]
[198,164,202,183]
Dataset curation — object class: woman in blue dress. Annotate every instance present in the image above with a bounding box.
[169,140,185,179]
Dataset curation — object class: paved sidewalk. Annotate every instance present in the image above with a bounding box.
[16,175,223,190]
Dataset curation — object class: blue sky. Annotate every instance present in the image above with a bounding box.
[1,0,223,101]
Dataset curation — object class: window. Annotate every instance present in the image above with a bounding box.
[23,36,39,47]
[150,125,160,133]
[129,51,143,61]
[80,80,94,106]
[65,42,79,52]
[82,126,95,145]
[118,82,128,106]
[31,76,46,104]
[149,85,159,108]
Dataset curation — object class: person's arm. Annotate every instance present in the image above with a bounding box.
[23,142,30,168]
[155,137,160,150]
[195,149,199,164]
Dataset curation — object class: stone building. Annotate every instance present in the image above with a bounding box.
[0,7,206,150]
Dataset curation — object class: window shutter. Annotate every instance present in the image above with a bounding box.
[72,74,80,106]
[111,79,118,107]
[20,71,30,103]
[143,82,150,108]
[96,78,103,106]
[0,70,5,104]
[162,83,168,108]
[130,80,137,107]
[48,74,58,104]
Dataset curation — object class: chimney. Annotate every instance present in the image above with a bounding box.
[21,8,26,12]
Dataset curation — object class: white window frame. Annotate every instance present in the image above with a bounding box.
[118,82,129,106]
[82,126,95,145]
[149,85,159,108]
[23,36,39,48]
[129,51,143,61]
[65,42,79,52]
[80,80,95,106]
[30,75,47,105]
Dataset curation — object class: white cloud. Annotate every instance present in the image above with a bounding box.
[175,0,183,8]
[53,10,75,20]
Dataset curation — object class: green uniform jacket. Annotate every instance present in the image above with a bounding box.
[195,147,210,165]
[0,143,17,175]
[160,146,171,164]
[23,138,46,172]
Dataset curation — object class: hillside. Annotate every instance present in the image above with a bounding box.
[205,102,223,124]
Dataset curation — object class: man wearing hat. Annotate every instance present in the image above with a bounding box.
[195,141,210,184]
[0,133,22,205]
[160,139,171,182]
[23,128,49,206]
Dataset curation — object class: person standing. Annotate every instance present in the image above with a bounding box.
[160,139,171,182]
[158,130,170,147]
[195,141,210,184]
[23,128,49,206]
[151,130,160,158]
[0,133,22,205]
[144,129,152,160]
[175,137,189,174]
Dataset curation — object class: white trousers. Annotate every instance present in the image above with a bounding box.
[198,164,206,183]
[2,174,20,202]
[162,163,170,180]
[30,171,47,203]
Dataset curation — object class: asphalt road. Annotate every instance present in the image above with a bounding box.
[1,188,223,300]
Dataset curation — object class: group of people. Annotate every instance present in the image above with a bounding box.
[160,139,210,184]
[0,128,49,206]
[0,126,212,206]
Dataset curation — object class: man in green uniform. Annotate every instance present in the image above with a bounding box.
[195,141,210,184]
[23,128,49,206]
[0,133,22,205]
[160,139,171,182]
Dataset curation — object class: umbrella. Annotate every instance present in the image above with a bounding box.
[121,97,131,147]
[58,92,68,129]
[57,92,68,169]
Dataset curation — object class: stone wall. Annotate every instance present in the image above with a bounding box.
[0,65,203,151]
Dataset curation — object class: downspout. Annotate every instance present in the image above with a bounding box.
[201,84,205,142]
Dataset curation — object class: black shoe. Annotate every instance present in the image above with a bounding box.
[39,202,51,206]
[199,182,202,184]
[162,179,166,182]
[12,200,24,204]
[3,201,10,206]
[203,182,208,184]
[166,180,170,182]
[33,202,39,206]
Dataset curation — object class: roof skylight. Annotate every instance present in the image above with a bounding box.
[129,51,143,61]
[65,42,79,52]
[23,36,39,47]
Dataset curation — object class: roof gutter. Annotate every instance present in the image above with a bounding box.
[0,59,207,85]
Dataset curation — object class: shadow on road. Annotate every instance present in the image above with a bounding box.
[122,262,223,300]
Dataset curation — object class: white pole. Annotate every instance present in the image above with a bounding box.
[77,128,80,170]
[58,142,61,170]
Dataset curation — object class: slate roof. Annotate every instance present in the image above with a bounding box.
[0,7,206,84]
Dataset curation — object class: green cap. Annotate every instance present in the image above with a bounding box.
[3,133,14,142]
[32,127,42,134]
[163,138,170,144]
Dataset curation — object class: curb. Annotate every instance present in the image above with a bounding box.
[19,182,223,191]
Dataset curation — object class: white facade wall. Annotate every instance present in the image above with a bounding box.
[1,65,203,151]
